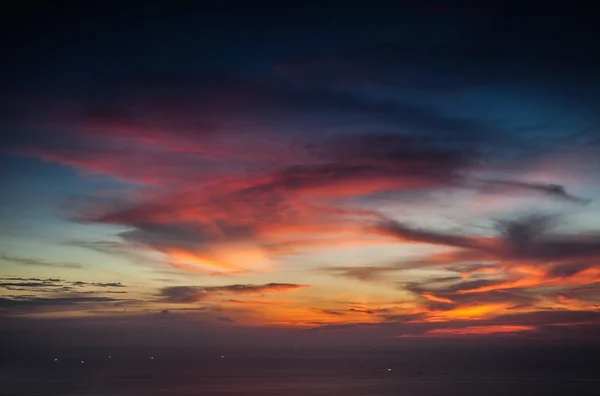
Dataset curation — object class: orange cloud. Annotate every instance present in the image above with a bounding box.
[423,303,515,322]
[457,266,600,294]
[163,246,274,274]
[421,292,453,304]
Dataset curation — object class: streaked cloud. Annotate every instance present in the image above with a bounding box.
[1,254,84,269]
[161,283,309,303]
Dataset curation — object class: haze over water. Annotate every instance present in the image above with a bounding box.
[2,346,599,396]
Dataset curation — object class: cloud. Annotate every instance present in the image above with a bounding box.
[365,213,600,330]
[53,130,482,274]
[319,265,404,282]
[91,282,125,288]
[161,283,309,303]
[0,277,129,307]
[378,214,600,265]
[374,219,490,250]
[476,179,591,204]
[315,308,600,340]
[0,295,135,316]
[0,281,60,288]
[310,308,346,316]
[421,292,453,304]
[1,254,84,269]
[432,310,600,330]
[0,296,118,307]
[0,278,126,289]
[160,286,209,303]
[0,278,72,293]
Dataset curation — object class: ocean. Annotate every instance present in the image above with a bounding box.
[1,345,598,395]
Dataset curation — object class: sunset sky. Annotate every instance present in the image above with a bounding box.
[1,2,599,347]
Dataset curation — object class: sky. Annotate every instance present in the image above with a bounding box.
[1,1,600,348]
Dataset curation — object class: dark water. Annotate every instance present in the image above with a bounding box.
[2,346,599,395]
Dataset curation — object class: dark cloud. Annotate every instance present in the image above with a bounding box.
[0,277,58,282]
[273,133,476,187]
[0,282,57,288]
[220,299,277,306]
[207,283,308,294]
[547,262,594,279]
[477,180,591,205]
[0,278,66,290]
[375,220,487,250]
[349,307,375,315]
[92,282,125,288]
[310,308,345,316]
[378,214,600,264]
[495,215,600,262]
[0,277,128,309]
[319,265,404,282]
[404,279,537,309]
[378,313,428,324]
[561,285,600,303]
[0,278,126,289]
[0,296,125,312]
[117,222,214,252]
[314,309,600,340]
[161,283,308,303]
[160,286,208,303]
[3,286,73,293]
[435,310,600,330]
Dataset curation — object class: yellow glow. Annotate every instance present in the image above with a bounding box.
[424,303,513,322]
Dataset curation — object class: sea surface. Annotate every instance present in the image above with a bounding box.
[1,345,599,395]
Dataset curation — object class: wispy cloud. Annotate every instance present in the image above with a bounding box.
[1,254,84,269]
